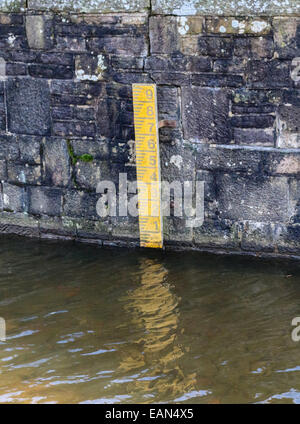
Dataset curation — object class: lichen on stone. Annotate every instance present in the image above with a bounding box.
[27,0,150,13]
[0,0,24,12]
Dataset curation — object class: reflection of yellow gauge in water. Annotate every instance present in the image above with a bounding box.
[118,258,196,402]
[132,84,163,249]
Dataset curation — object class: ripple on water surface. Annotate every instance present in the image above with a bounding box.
[0,235,300,403]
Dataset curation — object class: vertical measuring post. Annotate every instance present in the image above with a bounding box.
[132,84,163,249]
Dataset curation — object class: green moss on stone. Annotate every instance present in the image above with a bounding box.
[67,140,94,165]
[67,139,78,165]
[79,153,94,162]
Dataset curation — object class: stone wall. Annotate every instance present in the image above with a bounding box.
[0,1,299,257]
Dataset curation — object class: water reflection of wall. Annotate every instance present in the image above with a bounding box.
[118,258,196,402]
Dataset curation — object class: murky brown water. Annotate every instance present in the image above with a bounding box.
[1,235,300,404]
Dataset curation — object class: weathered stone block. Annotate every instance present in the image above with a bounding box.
[74,160,101,190]
[52,106,73,120]
[25,15,53,50]
[50,80,102,98]
[195,145,300,177]
[111,140,134,164]
[104,82,132,99]
[217,174,291,223]
[7,78,51,135]
[110,71,151,85]
[153,87,175,116]
[204,37,233,57]
[74,106,96,121]
[0,135,19,160]
[278,105,300,133]
[0,105,5,132]
[277,132,300,149]
[152,0,299,16]
[145,55,211,72]
[7,163,41,185]
[0,14,23,25]
[180,35,199,55]
[28,186,62,216]
[38,215,76,238]
[29,64,74,79]
[0,159,6,180]
[193,218,239,249]
[182,87,230,143]
[246,60,291,88]
[230,115,275,129]
[43,138,70,187]
[273,17,300,59]
[194,145,262,174]
[0,212,39,237]
[206,17,271,35]
[2,182,26,212]
[6,62,27,75]
[213,58,246,74]
[267,152,300,176]
[38,52,74,65]
[111,216,139,239]
[0,34,23,50]
[277,105,300,148]
[97,97,135,142]
[0,1,25,11]
[72,217,111,239]
[10,50,38,62]
[232,104,275,114]
[75,53,107,81]
[63,190,99,220]
[276,224,300,254]
[149,16,179,55]
[233,37,251,57]
[56,36,86,51]
[240,222,275,252]
[177,16,204,35]
[97,98,122,139]
[111,56,144,70]
[232,88,282,107]
[151,71,190,86]
[191,73,244,88]
[57,21,146,38]
[70,138,110,160]
[234,128,275,146]
[283,89,300,107]
[250,37,274,59]
[53,121,96,137]
[196,167,215,192]
[88,36,147,56]
[51,93,89,106]
[161,142,196,183]
[164,216,193,243]
[18,135,41,164]
[56,13,119,27]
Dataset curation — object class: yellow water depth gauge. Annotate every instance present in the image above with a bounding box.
[132,84,163,249]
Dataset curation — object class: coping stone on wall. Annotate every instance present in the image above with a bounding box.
[27,0,150,13]
[0,0,26,11]
[2,0,299,14]
[151,0,300,16]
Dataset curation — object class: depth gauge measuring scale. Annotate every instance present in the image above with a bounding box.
[132,84,163,249]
